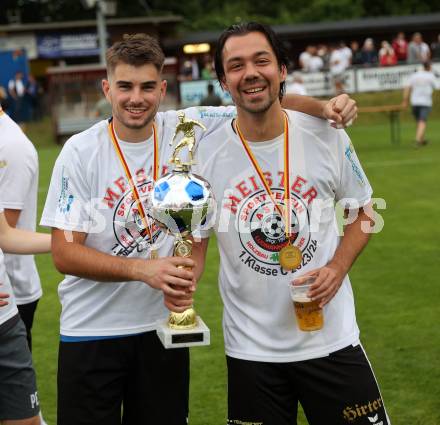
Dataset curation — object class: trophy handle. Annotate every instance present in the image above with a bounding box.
[168,238,197,330]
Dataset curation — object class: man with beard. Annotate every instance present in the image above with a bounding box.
[41,33,358,425]
[191,23,391,425]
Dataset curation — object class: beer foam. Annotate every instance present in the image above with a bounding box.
[292,294,312,303]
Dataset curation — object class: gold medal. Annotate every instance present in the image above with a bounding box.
[279,245,302,270]
[150,248,158,259]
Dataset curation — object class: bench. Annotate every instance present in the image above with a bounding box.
[358,104,405,145]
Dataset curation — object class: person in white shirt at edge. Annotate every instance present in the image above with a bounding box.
[0,197,50,425]
[402,61,439,147]
[0,107,42,353]
[186,22,391,425]
[0,108,48,425]
[40,33,357,425]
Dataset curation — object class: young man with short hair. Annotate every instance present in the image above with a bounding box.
[42,33,358,425]
[192,22,391,425]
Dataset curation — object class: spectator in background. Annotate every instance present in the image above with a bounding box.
[25,75,40,121]
[350,41,363,66]
[299,45,324,73]
[179,59,194,81]
[329,44,347,94]
[179,56,201,80]
[407,32,430,64]
[339,41,352,68]
[201,58,216,80]
[403,62,439,147]
[286,72,307,96]
[190,56,200,80]
[8,71,27,126]
[379,41,397,67]
[308,46,324,72]
[430,34,440,61]
[392,32,408,63]
[200,82,222,106]
[317,44,329,69]
[299,45,313,71]
[361,38,378,67]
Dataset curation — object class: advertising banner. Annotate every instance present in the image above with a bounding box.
[0,34,37,59]
[37,33,100,58]
[179,80,231,107]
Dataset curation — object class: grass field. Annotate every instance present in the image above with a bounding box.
[28,91,440,425]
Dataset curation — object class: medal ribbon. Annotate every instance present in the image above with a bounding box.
[235,112,292,244]
[107,119,159,242]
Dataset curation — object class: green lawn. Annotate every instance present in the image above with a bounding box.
[29,94,440,425]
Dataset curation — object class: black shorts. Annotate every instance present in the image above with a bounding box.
[17,299,39,351]
[227,344,390,425]
[0,314,40,421]
[412,105,431,121]
[57,331,189,425]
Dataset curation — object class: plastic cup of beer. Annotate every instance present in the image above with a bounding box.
[289,276,323,332]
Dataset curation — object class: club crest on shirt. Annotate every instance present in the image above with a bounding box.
[111,180,162,257]
[235,188,317,275]
[0,160,7,168]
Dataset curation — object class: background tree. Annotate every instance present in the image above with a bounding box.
[1,0,440,29]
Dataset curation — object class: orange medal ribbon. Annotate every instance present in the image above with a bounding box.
[235,112,292,244]
[236,112,302,270]
[108,119,159,257]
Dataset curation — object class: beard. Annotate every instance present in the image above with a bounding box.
[236,79,279,115]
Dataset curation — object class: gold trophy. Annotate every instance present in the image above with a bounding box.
[151,112,214,348]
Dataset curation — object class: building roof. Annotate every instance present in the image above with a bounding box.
[163,12,440,48]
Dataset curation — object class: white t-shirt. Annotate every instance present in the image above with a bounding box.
[40,106,235,338]
[308,56,324,72]
[8,79,25,97]
[299,51,312,70]
[340,46,353,68]
[0,206,18,327]
[407,70,438,107]
[0,111,42,305]
[330,49,347,75]
[195,110,373,362]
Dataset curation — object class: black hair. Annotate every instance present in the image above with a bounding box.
[207,83,215,93]
[214,22,289,100]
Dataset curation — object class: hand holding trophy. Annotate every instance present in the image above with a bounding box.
[150,112,215,348]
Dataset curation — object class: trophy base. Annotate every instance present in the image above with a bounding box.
[156,316,210,349]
